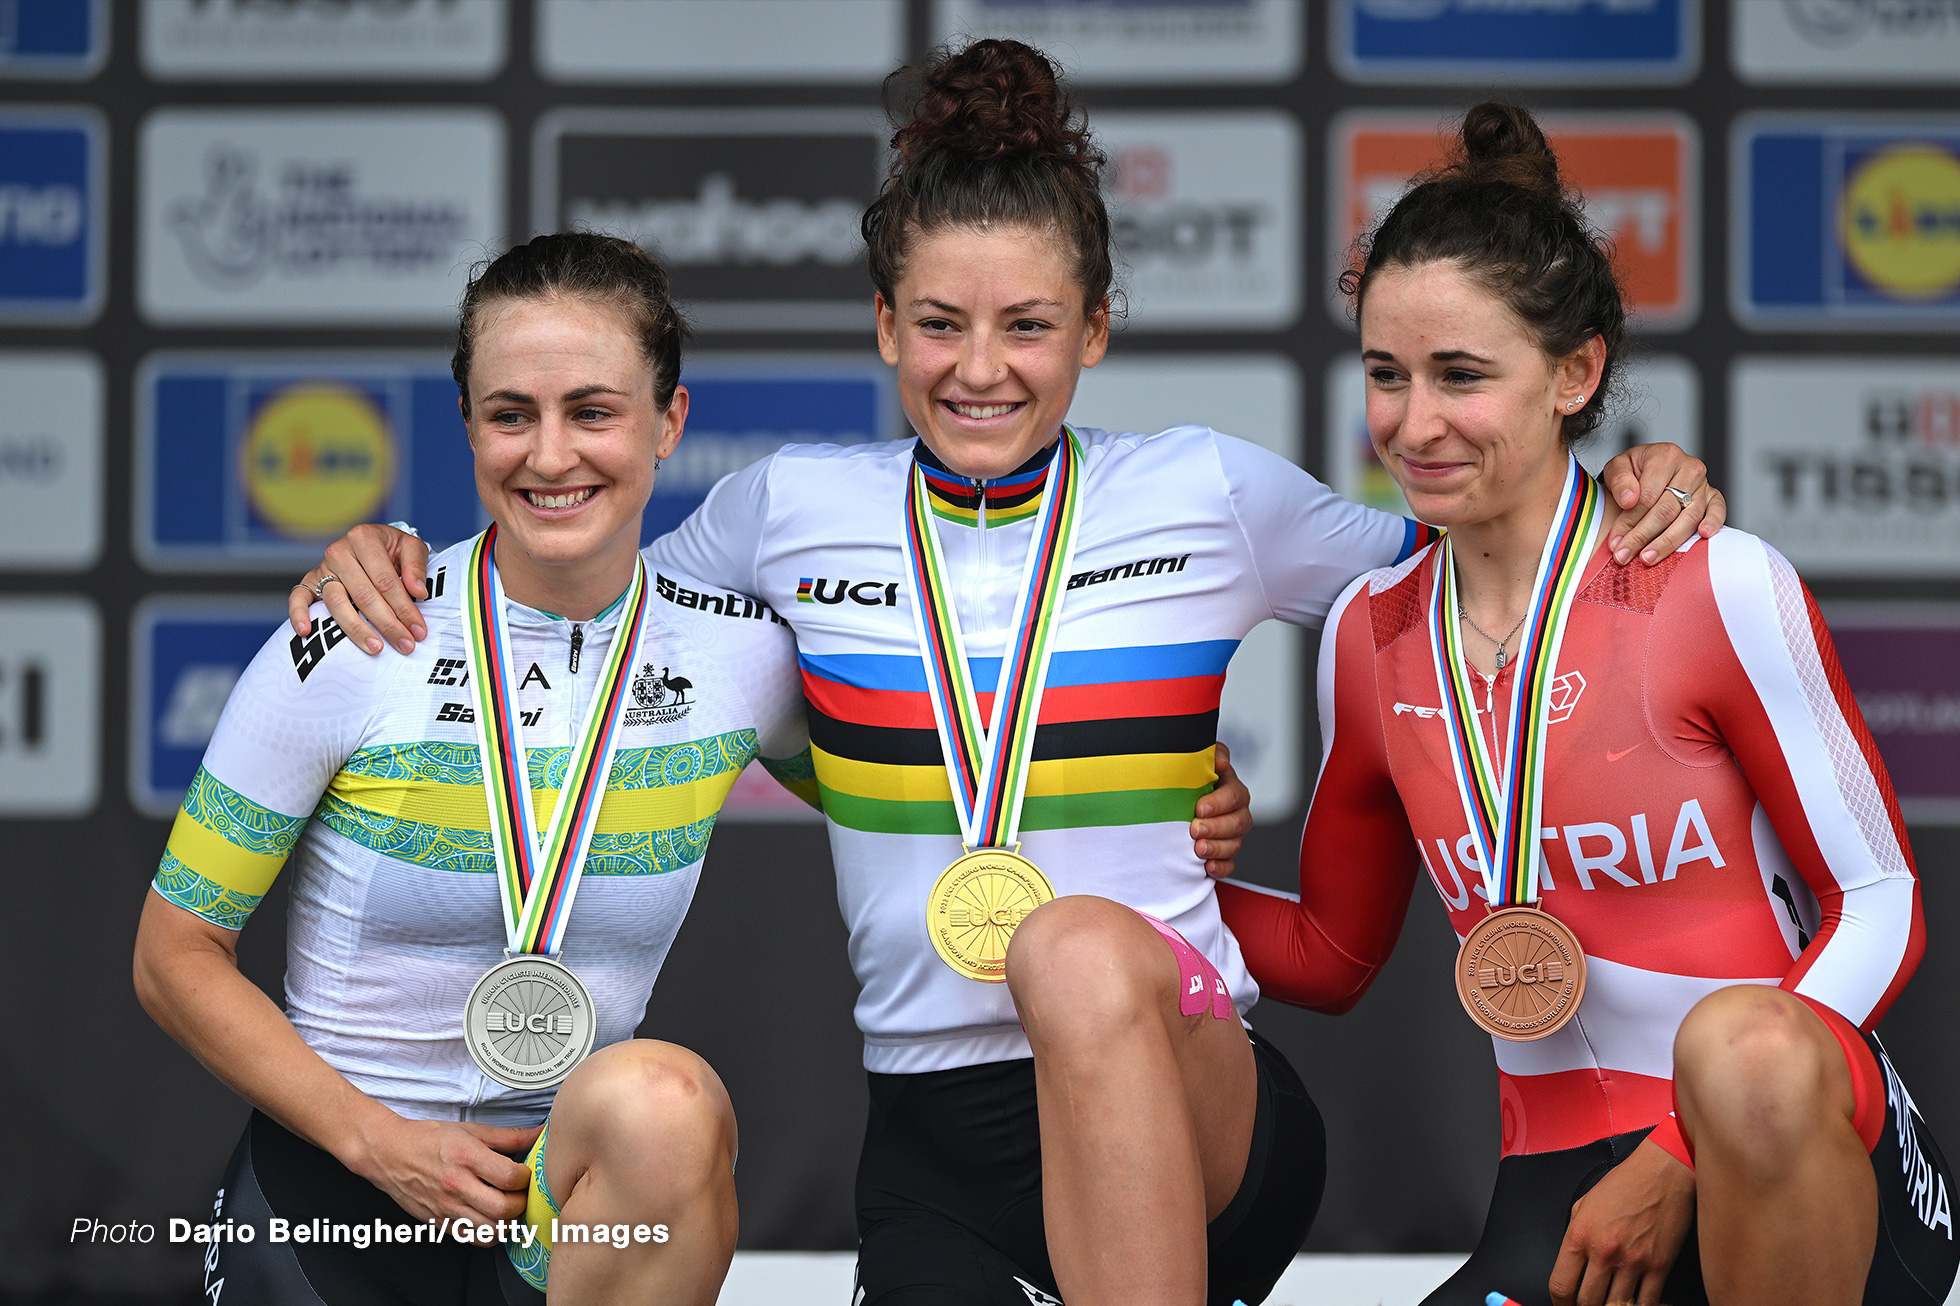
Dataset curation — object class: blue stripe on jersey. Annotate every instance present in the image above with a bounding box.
[798,639,1241,691]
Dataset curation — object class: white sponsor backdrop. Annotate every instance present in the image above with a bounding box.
[1098,111,1301,331]
[0,596,98,816]
[1732,358,1960,579]
[934,0,1302,84]
[139,107,504,325]
[538,0,904,83]
[142,0,508,80]
[1733,0,1960,83]
[1324,353,1701,519]
[1068,352,1304,822]
[0,351,100,569]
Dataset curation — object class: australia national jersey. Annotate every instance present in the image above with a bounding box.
[1218,528,1923,1160]
[647,426,1423,1073]
[151,535,809,1126]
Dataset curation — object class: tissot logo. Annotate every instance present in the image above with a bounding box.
[536,109,885,331]
[797,577,897,607]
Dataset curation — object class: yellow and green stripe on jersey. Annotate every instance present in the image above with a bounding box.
[800,640,1231,836]
[155,728,780,929]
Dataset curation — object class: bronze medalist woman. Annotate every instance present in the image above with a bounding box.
[1219,104,1957,1306]
[293,47,1722,1306]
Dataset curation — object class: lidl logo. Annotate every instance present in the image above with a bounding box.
[138,353,481,571]
[1737,116,1960,327]
[242,383,398,540]
[1332,113,1698,329]
[1840,145,1960,303]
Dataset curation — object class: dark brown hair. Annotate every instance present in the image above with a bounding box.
[453,232,688,415]
[862,38,1115,316]
[1345,102,1626,441]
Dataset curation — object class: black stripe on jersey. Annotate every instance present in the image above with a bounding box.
[806,707,1221,767]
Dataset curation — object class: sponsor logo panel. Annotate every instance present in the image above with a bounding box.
[0,351,100,569]
[0,596,98,816]
[538,0,902,83]
[1736,115,1960,329]
[1325,354,1699,519]
[136,352,484,571]
[0,105,104,323]
[0,0,106,78]
[535,109,883,332]
[1097,112,1300,330]
[142,0,506,80]
[1735,0,1960,84]
[130,596,286,818]
[1333,112,1697,329]
[140,108,503,325]
[1731,358,1960,578]
[1334,0,1698,85]
[650,354,897,541]
[1819,603,1960,826]
[932,0,1301,84]
[1067,354,1302,822]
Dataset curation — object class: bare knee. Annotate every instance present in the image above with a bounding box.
[557,1041,736,1179]
[1675,987,1846,1157]
[1006,896,1169,1047]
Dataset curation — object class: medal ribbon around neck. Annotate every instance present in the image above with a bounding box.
[464,524,649,956]
[1428,456,1603,910]
[902,430,1084,850]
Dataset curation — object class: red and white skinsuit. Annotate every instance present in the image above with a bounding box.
[1217,528,1922,1162]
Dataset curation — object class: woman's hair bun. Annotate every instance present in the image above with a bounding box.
[1454,100,1561,198]
[888,38,1098,171]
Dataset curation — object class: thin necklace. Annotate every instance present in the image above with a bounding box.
[1457,603,1528,672]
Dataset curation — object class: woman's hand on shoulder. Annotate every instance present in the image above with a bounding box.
[348,1112,540,1232]
[1549,1137,1696,1306]
[1599,443,1725,568]
[288,524,434,657]
[1194,743,1252,879]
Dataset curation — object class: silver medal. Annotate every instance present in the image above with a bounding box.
[463,954,596,1090]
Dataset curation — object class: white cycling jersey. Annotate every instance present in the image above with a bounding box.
[647,426,1426,1073]
[152,533,809,1125]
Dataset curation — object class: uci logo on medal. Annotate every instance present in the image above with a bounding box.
[1841,144,1960,303]
[241,382,396,539]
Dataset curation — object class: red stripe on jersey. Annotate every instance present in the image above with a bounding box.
[1500,1068,1675,1158]
[801,670,1225,731]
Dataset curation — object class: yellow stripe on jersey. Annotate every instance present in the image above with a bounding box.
[326,767,740,836]
[153,768,308,929]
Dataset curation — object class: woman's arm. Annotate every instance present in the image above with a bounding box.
[1214,572,1421,1012]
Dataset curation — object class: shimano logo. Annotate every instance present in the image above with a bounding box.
[0,185,83,245]
[169,148,468,288]
[570,173,861,267]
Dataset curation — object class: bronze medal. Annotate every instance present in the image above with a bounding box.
[927,848,1056,983]
[1455,906,1587,1041]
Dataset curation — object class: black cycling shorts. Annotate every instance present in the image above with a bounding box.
[854,1029,1325,1306]
[1423,1033,1958,1306]
[204,1111,543,1306]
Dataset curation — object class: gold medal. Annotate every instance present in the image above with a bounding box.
[1454,906,1587,1041]
[927,848,1056,983]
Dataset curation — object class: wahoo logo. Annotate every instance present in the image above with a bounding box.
[798,578,898,607]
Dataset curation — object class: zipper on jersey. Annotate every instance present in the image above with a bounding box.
[569,624,583,674]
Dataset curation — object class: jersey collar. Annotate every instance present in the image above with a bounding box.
[911,437,1058,530]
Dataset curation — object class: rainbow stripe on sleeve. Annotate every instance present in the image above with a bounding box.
[802,640,1233,835]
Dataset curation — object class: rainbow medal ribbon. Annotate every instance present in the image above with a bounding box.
[902,432,1085,983]
[458,524,649,1087]
[1432,456,1601,1041]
